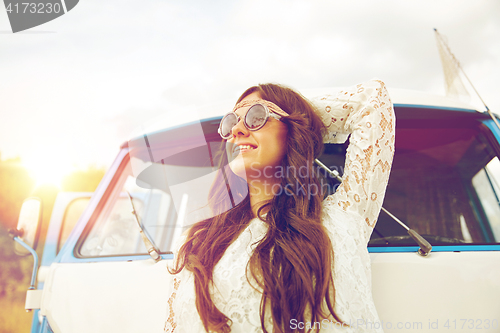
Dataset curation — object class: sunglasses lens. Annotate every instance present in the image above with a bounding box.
[245,104,267,130]
[220,113,238,138]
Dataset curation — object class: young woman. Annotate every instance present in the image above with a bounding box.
[165,79,395,333]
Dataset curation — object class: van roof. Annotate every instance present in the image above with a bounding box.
[301,87,479,112]
[122,88,483,149]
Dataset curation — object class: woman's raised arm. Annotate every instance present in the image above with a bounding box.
[312,79,395,230]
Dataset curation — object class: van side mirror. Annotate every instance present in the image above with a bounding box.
[12,197,43,256]
[9,197,44,311]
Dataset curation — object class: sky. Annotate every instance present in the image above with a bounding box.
[0,0,499,185]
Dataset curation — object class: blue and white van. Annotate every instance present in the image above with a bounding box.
[12,88,500,332]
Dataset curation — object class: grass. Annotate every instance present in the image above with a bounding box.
[0,290,33,333]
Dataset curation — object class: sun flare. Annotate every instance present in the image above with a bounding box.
[23,152,73,189]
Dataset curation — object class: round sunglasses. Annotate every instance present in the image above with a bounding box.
[218,100,289,139]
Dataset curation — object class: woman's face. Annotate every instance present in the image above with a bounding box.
[226,92,288,183]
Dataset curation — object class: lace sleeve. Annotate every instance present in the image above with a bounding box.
[312,79,395,230]
[164,235,187,333]
[164,277,180,333]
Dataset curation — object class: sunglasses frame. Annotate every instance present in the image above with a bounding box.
[218,103,283,140]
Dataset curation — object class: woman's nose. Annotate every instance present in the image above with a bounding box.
[231,116,249,138]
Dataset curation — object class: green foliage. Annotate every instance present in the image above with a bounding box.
[0,157,35,230]
[61,165,105,192]
[0,227,31,296]
[0,290,33,333]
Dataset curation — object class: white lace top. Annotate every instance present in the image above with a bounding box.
[164,79,395,332]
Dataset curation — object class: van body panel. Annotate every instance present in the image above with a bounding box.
[40,260,171,333]
[371,251,500,332]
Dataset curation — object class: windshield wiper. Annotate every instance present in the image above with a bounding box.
[126,191,162,262]
[314,159,433,257]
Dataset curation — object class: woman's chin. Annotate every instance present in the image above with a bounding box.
[228,157,249,181]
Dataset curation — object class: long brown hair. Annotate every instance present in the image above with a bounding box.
[170,83,341,332]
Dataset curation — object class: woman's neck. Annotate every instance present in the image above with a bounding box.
[247,178,281,217]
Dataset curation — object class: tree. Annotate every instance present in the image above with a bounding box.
[0,157,35,230]
[61,165,105,192]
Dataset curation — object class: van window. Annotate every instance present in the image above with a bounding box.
[364,111,500,247]
[471,157,500,241]
[58,197,90,254]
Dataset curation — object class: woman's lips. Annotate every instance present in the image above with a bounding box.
[232,144,257,156]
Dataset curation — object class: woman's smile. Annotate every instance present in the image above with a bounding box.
[232,143,257,157]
